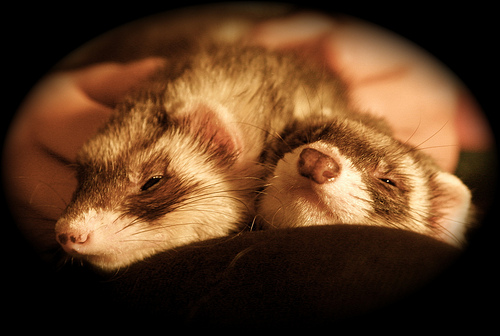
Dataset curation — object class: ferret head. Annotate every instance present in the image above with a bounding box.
[257,117,473,247]
[55,100,248,271]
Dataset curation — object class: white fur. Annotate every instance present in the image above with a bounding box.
[432,171,472,246]
[259,142,372,228]
[401,155,432,234]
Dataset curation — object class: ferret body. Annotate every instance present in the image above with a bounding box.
[256,112,473,246]
[55,43,348,270]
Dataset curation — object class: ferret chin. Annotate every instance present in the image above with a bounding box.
[56,208,231,271]
[257,118,474,248]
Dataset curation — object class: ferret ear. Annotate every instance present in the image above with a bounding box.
[431,171,473,246]
[177,102,240,156]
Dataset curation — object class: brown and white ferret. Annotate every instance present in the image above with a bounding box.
[256,113,473,246]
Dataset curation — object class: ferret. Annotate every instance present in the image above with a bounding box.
[256,112,474,247]
[55,43,349,271]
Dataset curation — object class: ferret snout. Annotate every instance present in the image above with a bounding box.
[57,232,90,245]
[298,148,340,184]
[57,231,91,253]
[55,212,105,255]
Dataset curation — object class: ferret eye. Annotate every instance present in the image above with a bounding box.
[140,175,163,191]
[379,178,396,187]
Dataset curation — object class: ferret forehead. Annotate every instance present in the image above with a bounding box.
[80,100,170,156]
[78,123,207,182]
[79,119,169,165]
[307,141,341,156]
[78,130,130,165]
[126,128,219,180]
[320,120,390,147]
[320,129,396,158]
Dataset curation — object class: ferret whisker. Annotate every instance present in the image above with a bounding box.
[415,206,465,245]
[125,226,197,240]
[257,186,286,209]
[237,121,293,152]
[114,219,139,235]
[180,193,251,213]
[408,206,465,245]
[248,216,258,231]
[171,205,243,219]
[12,176,70,210]
[405,144,459,152]
[186,176,264,194]
[120,233,198,244]
[401,114,422,147]
[166,209,244,225]
[31,203,68,213]
[255,161,280,175]
[268,204,286,229]
[410,118,450,152]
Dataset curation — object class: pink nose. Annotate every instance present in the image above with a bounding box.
[298,147,340,184]
[57,232,91,253]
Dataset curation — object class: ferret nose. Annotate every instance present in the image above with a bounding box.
[57,232,91,252]
[298,148,340,184]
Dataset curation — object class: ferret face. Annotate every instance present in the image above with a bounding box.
[55,110,247,271]
[257,119,472,247]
